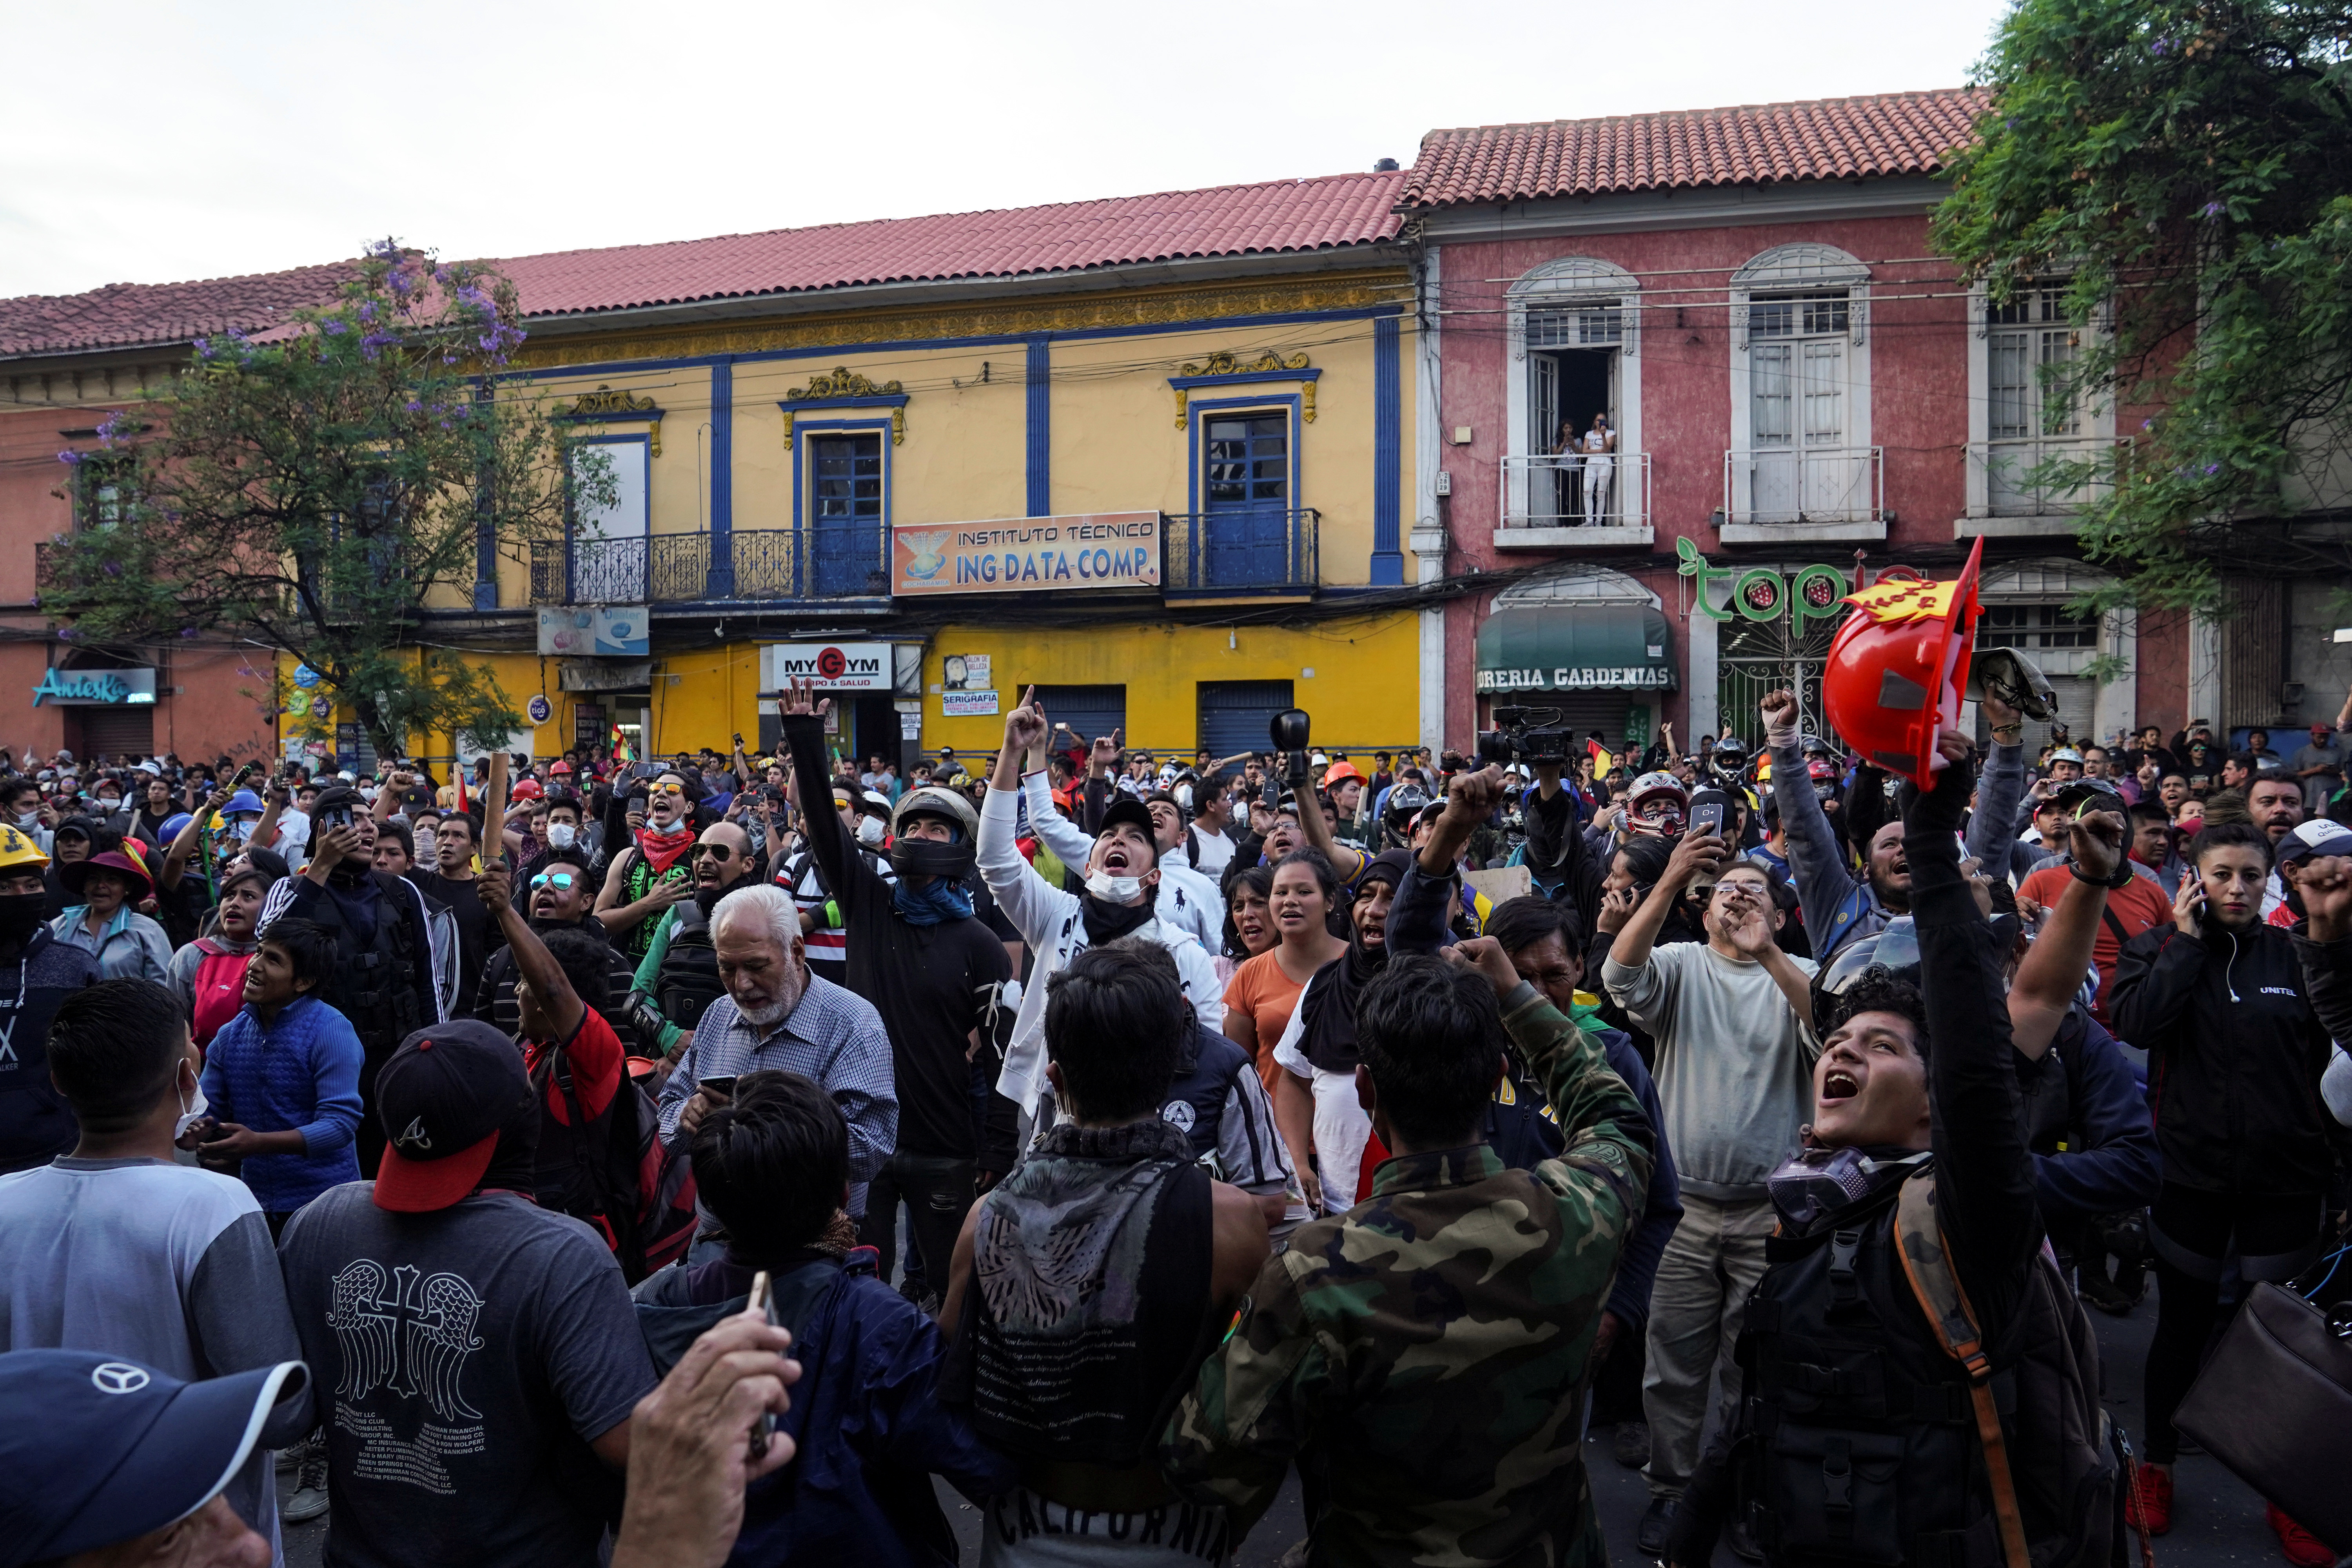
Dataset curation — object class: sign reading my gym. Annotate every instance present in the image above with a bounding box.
[891,513,1160,597]
[760,642,892,693]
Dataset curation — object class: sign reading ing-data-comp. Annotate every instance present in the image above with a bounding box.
[891,512,1160,597]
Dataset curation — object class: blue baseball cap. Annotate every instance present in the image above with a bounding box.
[0,1349,307,1568]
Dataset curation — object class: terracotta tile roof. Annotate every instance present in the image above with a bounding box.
[1400,88,1988,209]
[497,171,1408,320]
[0,261,361,360]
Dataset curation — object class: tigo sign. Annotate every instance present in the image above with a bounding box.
[891,513,1160,597]
[760,642,892,693]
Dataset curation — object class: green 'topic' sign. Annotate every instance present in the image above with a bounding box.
[1675,537,1852,637]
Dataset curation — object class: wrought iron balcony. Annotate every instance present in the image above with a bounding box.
[1161,508,1319,597]
[1722,446,1885,528]
[1497,453,1652,545]
[528,528,887,606]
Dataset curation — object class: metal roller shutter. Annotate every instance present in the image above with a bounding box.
[1198,680,1296,759]
[1031,686,1126,750]
[75,705,154,758]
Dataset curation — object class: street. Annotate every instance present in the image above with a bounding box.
[277,1283,2285,1567]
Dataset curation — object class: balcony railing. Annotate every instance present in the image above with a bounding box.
[1969,434,2126,517]
[1498,453,1651,531]
[528,528,886,606]
[1162,508,1319,597]
[1722,446,1884,525]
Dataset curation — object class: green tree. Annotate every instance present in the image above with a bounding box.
[1934,0,2352,617]
[43,240,611,756]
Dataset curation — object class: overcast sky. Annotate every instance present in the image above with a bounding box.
[1,0,2013,300]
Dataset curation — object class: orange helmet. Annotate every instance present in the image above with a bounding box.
[1822,539,1984,789]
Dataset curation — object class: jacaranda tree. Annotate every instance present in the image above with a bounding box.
[44,238,609,756]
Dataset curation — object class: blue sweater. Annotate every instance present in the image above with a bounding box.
[198,994,364,1213]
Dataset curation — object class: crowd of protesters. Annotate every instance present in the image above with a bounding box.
[2,664,2350,1568]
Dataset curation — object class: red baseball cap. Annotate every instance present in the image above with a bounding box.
[371,1022,534,1213]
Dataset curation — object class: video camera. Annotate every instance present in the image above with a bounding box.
[1476,705,1573,768]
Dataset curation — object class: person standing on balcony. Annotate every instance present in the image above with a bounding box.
[1581,412,1619,526]
[1551,418,1583,523]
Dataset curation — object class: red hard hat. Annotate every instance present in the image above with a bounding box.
[510,778,544,800]
[1822,539,1984,789]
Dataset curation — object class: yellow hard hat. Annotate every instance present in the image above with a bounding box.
[0,824,49,873]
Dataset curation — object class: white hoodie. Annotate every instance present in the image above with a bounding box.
[978,778,1225,1113]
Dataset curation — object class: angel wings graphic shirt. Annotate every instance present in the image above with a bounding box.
[278,1184,656,1568]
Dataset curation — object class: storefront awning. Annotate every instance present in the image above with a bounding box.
[1475,603,1677,695]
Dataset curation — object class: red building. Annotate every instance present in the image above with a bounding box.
[0,266,350,761]
[1401,89,2223,758]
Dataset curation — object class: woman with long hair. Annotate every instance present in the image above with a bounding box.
[1221,850,1348,1107]
[1216,864,1277,985]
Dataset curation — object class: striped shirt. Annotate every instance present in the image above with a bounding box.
[653,977,897,1216]
[777,845,895,985]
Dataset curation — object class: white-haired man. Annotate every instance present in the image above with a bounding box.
[653,883,897,1219]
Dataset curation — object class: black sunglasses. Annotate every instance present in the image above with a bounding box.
[689,842,737,862]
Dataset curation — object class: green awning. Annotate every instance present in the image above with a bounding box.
[1475,603,1677,695]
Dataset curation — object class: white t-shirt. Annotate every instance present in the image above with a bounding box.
[1175,824,1236,878]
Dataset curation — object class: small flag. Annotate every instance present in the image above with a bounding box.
[453,766,470,821]
[611,723,634,765]
[1587,737,1615,773]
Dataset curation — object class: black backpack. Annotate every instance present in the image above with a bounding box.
[532,1041,697,1286]
[1734,1172,2119,1568]
[654,902,728,1032]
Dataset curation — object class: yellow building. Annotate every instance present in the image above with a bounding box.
[303,171,1426,771]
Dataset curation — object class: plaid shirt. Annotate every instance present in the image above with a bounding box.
[653,974,897,1216]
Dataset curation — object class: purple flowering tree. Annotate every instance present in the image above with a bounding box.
[43,240,613,756]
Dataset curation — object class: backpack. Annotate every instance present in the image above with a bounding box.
[534,1041,698,1285]
[1737,1171,2119,1568]
[654,902,728,1031]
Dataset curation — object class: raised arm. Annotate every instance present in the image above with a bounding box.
[1763,689,1863,944]
[2007,807,2127,1060]
[979,691,1063,942]
[779,678,875,914]
[1907,731,2040,1301]
[1287,752,1368,884]
[2293,855,2352,1044]
[1608,826,1723,974]
[479,860,583,1041]
[162,779,233,894]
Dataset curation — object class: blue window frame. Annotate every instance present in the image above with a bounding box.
[802,429,887,596]
[1203,412,1290,587]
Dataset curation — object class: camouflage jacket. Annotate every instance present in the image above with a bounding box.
[1158,983,1654,1568]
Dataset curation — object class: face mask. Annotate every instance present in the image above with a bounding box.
[15,812,36,831]
[0,892,45,942]
[546,822,577,849]
[855,816,886,848]
[415,828,437,859]
[174,1071,210,1143]
[228,817,256,842]
[1085,871,1145,902]
[1176,785,1194,811]
[1766,1147,1929,1229]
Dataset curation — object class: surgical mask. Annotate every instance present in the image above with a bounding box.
[855,816,886,848]
[546,822,577,849]
[1176,784,1194,811]
[174,1072,210,1143]
[228,816,257,842]
[14,812,36,831]
[1085,870,1146,902]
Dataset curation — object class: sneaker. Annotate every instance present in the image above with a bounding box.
[2268,1504,2334,1568]
[285,1437,329,1524]
[1612,1419,1651,1470]
[2125,1465,2171,1536]
[1635,1497,1677,1559]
